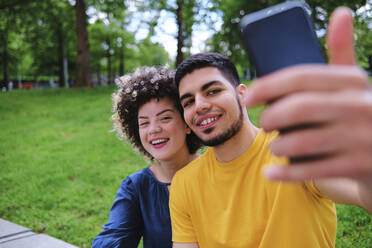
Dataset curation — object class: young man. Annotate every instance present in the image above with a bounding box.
[169,7,372,248]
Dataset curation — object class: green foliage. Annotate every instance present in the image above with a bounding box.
[0,0,77,83]
[1,87,371,247]
[0,0,171,86]
[208,0,371,72]
[1,0,371,86]
[354,15,372,69]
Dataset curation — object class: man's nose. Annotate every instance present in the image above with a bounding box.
[195,95,211,114]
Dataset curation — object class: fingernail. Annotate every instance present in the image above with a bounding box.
[263,166,282,180]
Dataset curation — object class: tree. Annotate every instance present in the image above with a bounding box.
[131,0,199,67]
[208,0,368,74]
[354,14,372,70]
[0,10,10,90]
[0,0,37,89]
[25,0,76,87]
[74,0,92,87]
[175,0,185,66]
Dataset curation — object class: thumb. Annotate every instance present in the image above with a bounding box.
[326,7,356,65]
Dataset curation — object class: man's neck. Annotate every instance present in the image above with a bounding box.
[213,121,259,163]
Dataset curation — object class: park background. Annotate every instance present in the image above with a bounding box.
[1,0,372,247]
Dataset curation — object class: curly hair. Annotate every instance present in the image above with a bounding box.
[111,66,202,160]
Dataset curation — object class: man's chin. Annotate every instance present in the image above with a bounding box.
[201,126,214,134]
[200,134,228,147]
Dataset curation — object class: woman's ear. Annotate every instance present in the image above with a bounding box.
[186,126,191,134]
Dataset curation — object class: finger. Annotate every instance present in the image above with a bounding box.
[246,65,368,106]
[264,151,372,182]
[260,90,371,132]
[270,120,372,158]
[327,7,356,65]
[260,92,339,131]
[270,124,343,158]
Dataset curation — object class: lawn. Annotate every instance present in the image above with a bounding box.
[0,86,371,247]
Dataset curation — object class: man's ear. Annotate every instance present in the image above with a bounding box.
[236,84,250,105]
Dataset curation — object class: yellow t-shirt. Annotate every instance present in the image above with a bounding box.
[170,129,336,248]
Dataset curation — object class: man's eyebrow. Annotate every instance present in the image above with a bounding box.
[180,93,192,102]
[201,81,220,91]
[180,81,222,102]
[138,109,174,119]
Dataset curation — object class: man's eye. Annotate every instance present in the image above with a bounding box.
[208,89,221,95]
[182,99,194,108]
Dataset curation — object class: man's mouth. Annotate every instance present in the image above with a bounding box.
[197,115,221,130]
[200,117,217,126]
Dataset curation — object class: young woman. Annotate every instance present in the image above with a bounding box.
[92,66,202,248]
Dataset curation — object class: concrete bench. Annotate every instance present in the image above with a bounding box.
[0,219,78,248]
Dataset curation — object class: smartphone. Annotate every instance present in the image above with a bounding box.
[240,1,325,77]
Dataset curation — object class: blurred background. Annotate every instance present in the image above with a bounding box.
[1,1,371,247]
[0,0,371,90]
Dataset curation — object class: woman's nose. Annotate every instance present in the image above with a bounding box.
[149,123,162,135]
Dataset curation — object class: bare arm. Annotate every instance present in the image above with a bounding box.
[315,178,372,213]
[173,242,199,248]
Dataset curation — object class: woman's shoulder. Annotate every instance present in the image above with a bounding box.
[119,167,152,189]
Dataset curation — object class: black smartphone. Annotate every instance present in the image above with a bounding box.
[240,1,325,77]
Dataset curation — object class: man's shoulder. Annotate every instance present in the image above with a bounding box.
[265,130,279,142]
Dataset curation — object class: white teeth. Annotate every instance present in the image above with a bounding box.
[200,117,217,126]
[151,139,168,145]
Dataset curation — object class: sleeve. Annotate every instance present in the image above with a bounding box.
[92,177,143,248]
[169,172,198,243]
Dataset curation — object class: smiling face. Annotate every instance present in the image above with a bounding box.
[138,97,191,161]
[179,67,244,146]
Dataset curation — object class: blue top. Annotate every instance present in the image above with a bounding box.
[92,167,172,248]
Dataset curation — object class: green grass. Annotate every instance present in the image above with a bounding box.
[0,87,147,247]
[0,86,371,247]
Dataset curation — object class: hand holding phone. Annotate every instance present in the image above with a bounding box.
[240,1,325,77]
[240,2,326,163]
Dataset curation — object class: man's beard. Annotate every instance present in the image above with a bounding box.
[200,98,244,147]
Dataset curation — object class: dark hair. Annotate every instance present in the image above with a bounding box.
[112,66,202,160]
[175,52,240,88]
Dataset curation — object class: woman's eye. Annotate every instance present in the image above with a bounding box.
[161,116,172,121]
[139,122,149,127]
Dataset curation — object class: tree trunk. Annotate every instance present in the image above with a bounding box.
[57,24,65,88]
[119,45,124,76]
[74,0,91,87]
[1,18,9,90]
[106,37,112,84]
[97,63,101,85]
[175,0,184,67]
